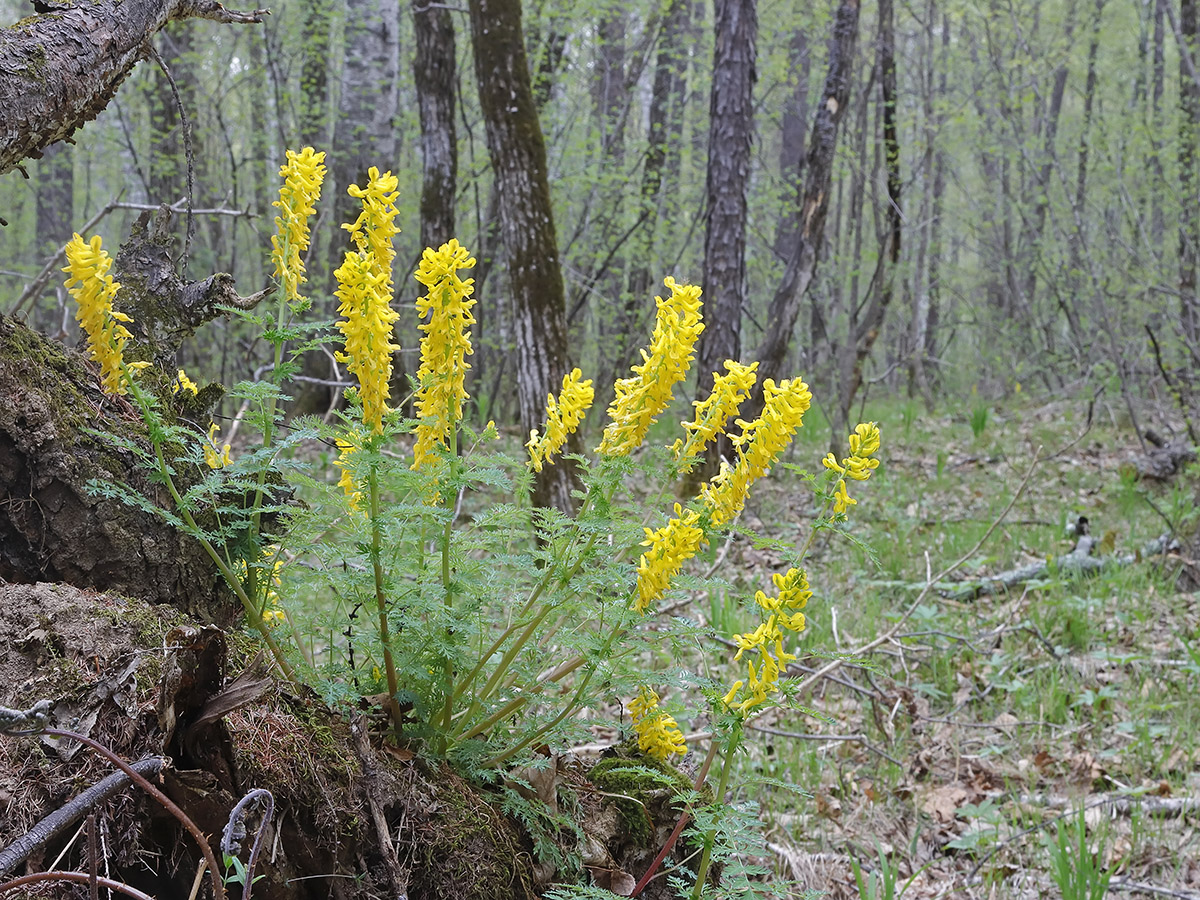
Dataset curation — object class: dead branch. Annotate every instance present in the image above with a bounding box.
[945,533,1179,602]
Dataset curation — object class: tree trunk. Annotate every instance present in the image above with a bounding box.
[412,0,458,250]
[0,0,265,178]
[833,0,901,439]
[751,0,860,414]
[691,0,756,482]
[298,0,332,149]
[772,29,810,264]
[293,0,400,418]
[468,0,577,512]
[33,141,74,324]
[1180,0,1200,344]
[621,0,691,371]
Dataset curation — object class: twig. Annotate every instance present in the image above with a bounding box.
[1108,879,1200,899]
[0,871,156,900]
[147,43,195,278]
[0,717,226,900]
[0,757,165,875]
[786,447,1042,702]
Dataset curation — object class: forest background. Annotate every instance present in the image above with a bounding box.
[4,0,1197,433]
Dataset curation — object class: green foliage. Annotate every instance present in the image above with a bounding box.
[1043,807,1115,900]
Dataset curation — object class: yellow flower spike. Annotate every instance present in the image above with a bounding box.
[174,369,199,396]
[270,147,327,307]
[335,250,400,434]
[671,359,758,464]
[827,422,881,513]
[63,233,149,395]
[634,503,705,614]
[204,422,232,469]
[343,167,401,291]
[598,277,704,456]
[700,377,813,526]
[628,687,687,761]
[412,239,478,470]
[527,367,594,472]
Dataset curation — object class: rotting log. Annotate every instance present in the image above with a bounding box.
[0,0,266,178]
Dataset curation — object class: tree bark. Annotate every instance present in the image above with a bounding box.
[691,0,756,482]
[751,0,860,413]
[833,0,900,439]
[1180,0,1200,343]
[0,0,265,178]
[298,0,332,149]
[468,0,577,512]
[412,0,458,251]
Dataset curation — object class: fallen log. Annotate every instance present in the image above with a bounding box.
[944,533,1179,602]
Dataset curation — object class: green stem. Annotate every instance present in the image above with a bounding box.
[153,443,296,682]
[437,413,460,748]
[369,459,403,740]
[690,723,741,899]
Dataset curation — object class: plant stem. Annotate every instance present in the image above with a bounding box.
[369,459,403,739]
[438,417,460,748]
[690,723,741,899]
[153,443,296,681]
[631,739,722,897]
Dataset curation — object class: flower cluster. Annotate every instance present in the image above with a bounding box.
[671,359,758,465]
[634,504,705,614]
[204,422,232,469]
[597,277,704,456]
[526,368,594,472]
[413,239,477,470]
[721,568,810,715]
[270,147,326,306]
[173,369,199,396]
[822,422,882,514]
[343,167,400,292]
[628,687,687,761]
[62,233,149,395]
[335,249,400,434]
[699,377,813,526]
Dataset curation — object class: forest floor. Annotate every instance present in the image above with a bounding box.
[713,393,1200,899]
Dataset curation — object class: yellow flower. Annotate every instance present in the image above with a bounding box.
[62,233,149,395]
[342,167,401,292]
[699,377,812,526]
[204,422,232,469]
[527,368,594,472]
[173,369,199,396]
[753,568,811,633]
[597,277,704,456]
[723,567,812,716]
[335,250,400,434]
[412,239,477,470]
[270,147,326,307]
[634,503,705,614]
[825,422,881,515]
[333,433,363,511]
[671,359,757,464]
[628,687,687,761]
